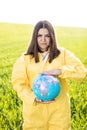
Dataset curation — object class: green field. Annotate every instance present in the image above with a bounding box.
[0,23,87,130]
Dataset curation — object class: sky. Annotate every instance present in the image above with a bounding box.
[0,0,87,28]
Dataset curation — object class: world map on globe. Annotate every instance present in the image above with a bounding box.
[33,74,61,101]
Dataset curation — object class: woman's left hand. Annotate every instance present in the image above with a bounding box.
[40,69,62,76]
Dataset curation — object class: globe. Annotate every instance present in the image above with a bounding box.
[33,74,61,101]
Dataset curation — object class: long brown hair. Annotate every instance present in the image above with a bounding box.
[25,20,60,63]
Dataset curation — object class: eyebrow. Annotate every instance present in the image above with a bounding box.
[37,34,50,37]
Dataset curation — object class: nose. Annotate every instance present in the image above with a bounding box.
[41,35,46,42]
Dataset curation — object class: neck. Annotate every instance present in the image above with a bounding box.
[38,46,49,53]
[38,48,47,53]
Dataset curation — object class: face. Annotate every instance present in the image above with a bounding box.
[37,28,50,52]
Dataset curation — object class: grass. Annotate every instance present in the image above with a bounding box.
[55,26,87,67]
[0,22,87,130]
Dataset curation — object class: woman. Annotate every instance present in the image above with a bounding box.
[12,20,87,130]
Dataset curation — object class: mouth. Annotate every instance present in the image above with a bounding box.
[41,43,47,45]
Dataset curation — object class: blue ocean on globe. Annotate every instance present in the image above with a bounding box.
[33,74,61,101]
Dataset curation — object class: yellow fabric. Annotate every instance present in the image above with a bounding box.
[12,47,87,130]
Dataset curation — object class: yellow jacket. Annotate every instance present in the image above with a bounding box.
[12,47,87,130]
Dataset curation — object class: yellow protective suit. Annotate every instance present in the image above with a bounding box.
[12,47,87,130]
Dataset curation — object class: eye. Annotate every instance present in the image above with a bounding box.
[45,34,50,38]
[37,34,42,37]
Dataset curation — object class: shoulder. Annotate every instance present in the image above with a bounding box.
[58,47,66,55]
[12,53,33,72]
[59,47,68,52]
[15,53,32,63]
[15,54,25,64]
[58,47,74,56]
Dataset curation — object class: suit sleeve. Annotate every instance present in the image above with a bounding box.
[12,55,35,103]
[59,49,87,81]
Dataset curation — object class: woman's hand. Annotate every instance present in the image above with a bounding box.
[40,69,62,76]
[34,97,55,103]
